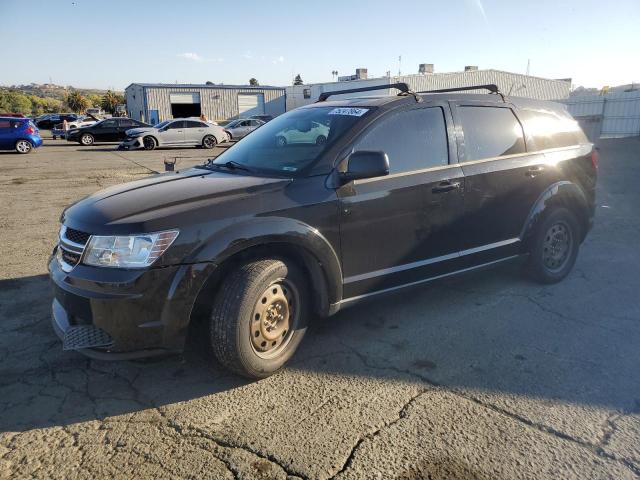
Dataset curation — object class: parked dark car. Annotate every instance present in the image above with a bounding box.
[49,83,597,378]
[36,113,80,130]
[0,117,43,153]
[66,117,150,145]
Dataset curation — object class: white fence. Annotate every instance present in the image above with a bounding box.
[564,91,640,139]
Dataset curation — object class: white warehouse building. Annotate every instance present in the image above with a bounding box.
[286,65,572,110]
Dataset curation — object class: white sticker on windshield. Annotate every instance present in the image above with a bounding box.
[282,166,297,171]
[328,107,369,117]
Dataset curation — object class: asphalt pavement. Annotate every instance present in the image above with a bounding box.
[0,137,639,479]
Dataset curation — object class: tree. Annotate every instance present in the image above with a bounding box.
[101,90,124,114]
[249,78,259,86]
[88,94,102,108]
[293,74,303,86]
[0,91,32,114]
[66,91,89,113]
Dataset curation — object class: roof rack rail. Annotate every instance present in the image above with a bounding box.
[316,82,421,103]
[417,84,505,101]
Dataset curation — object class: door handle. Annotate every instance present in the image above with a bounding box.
[432,181,461,194]
[526,166,545,177]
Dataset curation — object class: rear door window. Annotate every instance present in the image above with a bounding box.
[458,106,525,161]
[0,120,11,129]
[185,120,206,128]
[353,107,448,174]
[520,110,587,150]
[119,119,134,128]
[168,121,185,129]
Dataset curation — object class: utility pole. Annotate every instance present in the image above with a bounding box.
[398,55,402,76]
[526,59,530,76]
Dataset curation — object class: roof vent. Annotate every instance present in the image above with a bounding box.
[419,63,434,74]
[464,65,478,72]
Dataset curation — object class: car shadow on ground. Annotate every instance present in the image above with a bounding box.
[1,253,638,435]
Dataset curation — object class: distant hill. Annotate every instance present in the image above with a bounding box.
[0,83,124,116]
[4,83,123,102]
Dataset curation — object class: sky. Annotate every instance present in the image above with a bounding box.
[1,0,638,90]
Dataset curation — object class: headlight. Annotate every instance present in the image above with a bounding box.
[83,230,179,268]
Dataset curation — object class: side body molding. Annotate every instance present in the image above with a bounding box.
[520,181,591,246]
[189,216,343,311]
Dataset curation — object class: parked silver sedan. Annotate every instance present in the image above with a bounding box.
[223,118,265,140]
[120,118,227,150]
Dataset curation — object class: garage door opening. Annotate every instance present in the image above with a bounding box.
[238,93,265,118]
[170,92,201,118]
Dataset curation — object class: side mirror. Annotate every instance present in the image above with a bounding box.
[341,150,389,182]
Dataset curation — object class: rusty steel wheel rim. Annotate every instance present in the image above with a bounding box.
[542,221,573,272]
[250,279,299,358]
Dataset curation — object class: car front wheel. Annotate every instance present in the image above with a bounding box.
[209,259,309,378]
[15,140,33,154]
[526,207,581,284]
[80,133,94,146]
[142,136,156,150]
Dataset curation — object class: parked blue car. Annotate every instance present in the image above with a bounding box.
[0,117,43,153]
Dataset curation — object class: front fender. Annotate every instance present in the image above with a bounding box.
[188,216,343,306]
[520,181,592,246]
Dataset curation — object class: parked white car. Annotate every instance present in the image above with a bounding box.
[275,120,329,146]
[119,117,227,150]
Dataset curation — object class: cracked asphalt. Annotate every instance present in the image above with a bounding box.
[1,137,639,479]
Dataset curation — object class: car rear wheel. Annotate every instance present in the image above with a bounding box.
[202,135,217,149]
[15,140,32,154]
[142,136,156,150]
[526,207,580,284]
[209,258,309,378]
[80,133,94,146]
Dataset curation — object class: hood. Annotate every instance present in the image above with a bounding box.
[126,127,155,136]
[62,168,290,234]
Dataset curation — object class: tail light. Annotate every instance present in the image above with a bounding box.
[591,148,600,169]
[25,125,35,134]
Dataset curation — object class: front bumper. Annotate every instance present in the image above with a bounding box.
[48,252,216,359]
[119,137,143,150]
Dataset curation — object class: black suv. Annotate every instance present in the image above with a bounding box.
[36,113,80,130]
[65,117,150,145]
[49,84,597,378]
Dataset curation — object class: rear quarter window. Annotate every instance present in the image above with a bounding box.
[457,106,525,161]
[520,110,588,150]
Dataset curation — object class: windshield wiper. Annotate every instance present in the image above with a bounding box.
[198,159,253,173]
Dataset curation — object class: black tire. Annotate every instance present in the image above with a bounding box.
[52,135,57,140]
[15,140,33,154]
[210,259,309,378]
[142,136,156,150]
[80,133,94,146]
[526,207,581,284]
[202,135,217,149]
[275,136,287,147]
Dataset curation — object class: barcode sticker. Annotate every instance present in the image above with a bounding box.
[328,107,369,117]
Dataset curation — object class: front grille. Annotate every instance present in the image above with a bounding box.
[65,228,90,245]
[63,325,113,350]
[61,249,81,267]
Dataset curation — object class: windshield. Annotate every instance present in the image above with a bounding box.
[153,120,170,129]
[211,106,372,176]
